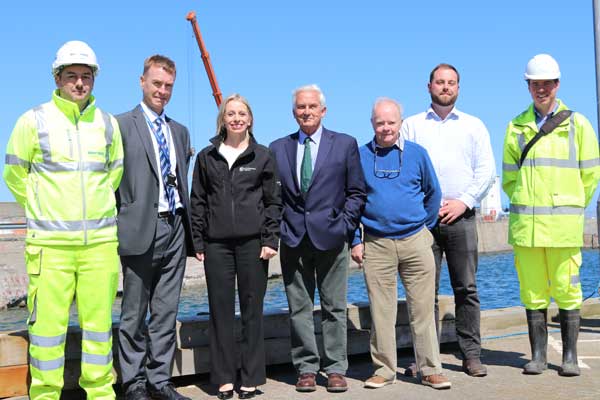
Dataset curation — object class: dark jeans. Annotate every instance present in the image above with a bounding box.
[204,237,268,387]
[432,210,481,360]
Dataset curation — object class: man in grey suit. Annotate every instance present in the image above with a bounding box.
[116,55,194,400]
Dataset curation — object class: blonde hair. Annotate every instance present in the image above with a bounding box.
[216,93,254,138]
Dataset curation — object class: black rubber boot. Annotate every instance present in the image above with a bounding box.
[558,309,580,377]
[523,309,547,374]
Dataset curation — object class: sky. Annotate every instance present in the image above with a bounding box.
[1,1,599,212]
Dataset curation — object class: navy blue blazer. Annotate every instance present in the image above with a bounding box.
[269,128,366,251]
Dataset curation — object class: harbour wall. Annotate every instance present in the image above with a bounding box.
[1,202,599,309]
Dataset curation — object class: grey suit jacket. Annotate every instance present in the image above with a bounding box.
[115,104,194,256]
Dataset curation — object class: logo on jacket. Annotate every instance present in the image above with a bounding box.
[239,166,256,172]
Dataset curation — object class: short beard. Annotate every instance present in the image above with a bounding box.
[430,93,457,107]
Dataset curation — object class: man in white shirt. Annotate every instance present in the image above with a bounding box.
[401,63,496,377]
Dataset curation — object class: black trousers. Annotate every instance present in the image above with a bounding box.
[432,210,481,360]
[204,237,268,386]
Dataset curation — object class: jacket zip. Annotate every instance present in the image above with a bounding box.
[230,166,236,236]
[67,130,74,158]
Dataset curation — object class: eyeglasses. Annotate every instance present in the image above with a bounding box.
[374,146,402,179]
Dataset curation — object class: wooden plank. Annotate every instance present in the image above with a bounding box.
[0,331,28,367]
[0,364,28,398]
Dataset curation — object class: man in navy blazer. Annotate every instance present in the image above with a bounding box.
[269,84,366,393]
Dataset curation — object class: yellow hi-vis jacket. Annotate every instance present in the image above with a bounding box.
[3,90,123,246]
[502,99,600,247]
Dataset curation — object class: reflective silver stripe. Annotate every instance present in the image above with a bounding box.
[580,158,600,168]
[82,351,113,365]
[28,216,117,231]
[520,158,578,169]
[510,204,584,215]
[29,333,66,347]
[82,329,111,343]
[503,162,519,172]
[30,355,64,371]
[33,106,52,163]
[30,161,107,173]
[101,111,114,146]
[517,133,525,152]
[568,114,576,161]
[5,154,30,169]
[571,275,581,286]
[109,158,123,170]
[101,111,114,168]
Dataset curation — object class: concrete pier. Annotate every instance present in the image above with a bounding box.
[2,298,600,399]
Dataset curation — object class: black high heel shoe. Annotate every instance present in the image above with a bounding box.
[216,389,233,400]
[238,389,262,399]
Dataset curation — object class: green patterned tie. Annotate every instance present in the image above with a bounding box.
[300,136,313,193]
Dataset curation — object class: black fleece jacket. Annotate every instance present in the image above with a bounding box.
[190,135,282,253]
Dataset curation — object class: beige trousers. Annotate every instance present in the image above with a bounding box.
[363,227,442,378]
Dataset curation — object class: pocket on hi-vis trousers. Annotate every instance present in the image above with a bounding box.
[25,246,43,325]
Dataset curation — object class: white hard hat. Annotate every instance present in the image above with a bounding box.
[524,54,560,80]
[52,40,99,76]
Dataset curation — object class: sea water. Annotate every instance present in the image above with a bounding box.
[1,250,599,331]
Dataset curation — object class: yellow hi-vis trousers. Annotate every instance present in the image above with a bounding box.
[513,246,582,310]
[25,242,119,400]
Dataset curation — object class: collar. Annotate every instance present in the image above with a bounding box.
[534,100,560,121]
[371,134,404,151]
[298,125,323,144]
[52,90,96,124]
[426,105,460,121]
[140,101,166,125]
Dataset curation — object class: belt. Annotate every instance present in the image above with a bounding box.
[158,208,183,218]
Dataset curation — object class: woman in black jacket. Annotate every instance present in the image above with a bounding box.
[190,94,281,399]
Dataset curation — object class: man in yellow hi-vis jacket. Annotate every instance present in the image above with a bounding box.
[3,40,123,400]
[503,54,600,377]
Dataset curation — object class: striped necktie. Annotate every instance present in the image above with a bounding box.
[154,118,176,213]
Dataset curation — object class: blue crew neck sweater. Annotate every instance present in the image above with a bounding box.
[352,139,441,246]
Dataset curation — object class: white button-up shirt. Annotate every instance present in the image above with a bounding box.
[140,101,182,212]
[401,106,496,209]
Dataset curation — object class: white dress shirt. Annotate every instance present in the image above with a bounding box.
[401,106,496,209]
[140,101,183,212]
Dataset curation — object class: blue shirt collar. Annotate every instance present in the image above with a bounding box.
[534,100,560,124]
[298,125,323,145]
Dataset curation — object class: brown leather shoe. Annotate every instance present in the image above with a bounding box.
[295,373,316,392]
[327,373,348,393]
[462,358,487,377]
[421,374,452,390]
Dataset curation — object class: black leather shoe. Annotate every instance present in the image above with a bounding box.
[126,385,151,400]
[216,389,234,399]
[149,384,191,400]
[239,388,262,399]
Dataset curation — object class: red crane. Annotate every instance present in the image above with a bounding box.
[186,11,222,108]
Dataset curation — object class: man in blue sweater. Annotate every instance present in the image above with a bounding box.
[351,98,451,390]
